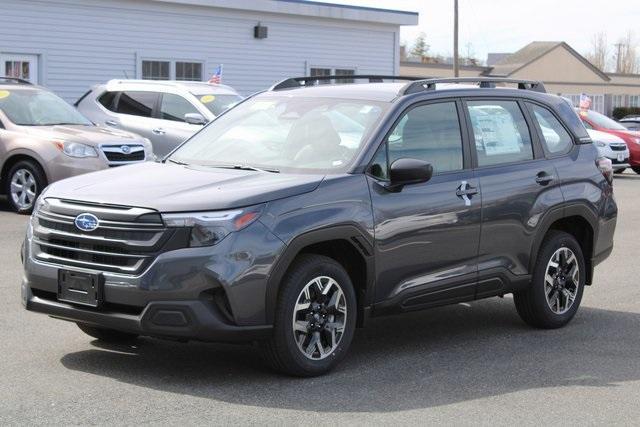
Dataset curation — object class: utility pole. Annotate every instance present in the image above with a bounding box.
[453,0,459,77]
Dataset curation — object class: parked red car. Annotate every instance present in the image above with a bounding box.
[577,109,640,173]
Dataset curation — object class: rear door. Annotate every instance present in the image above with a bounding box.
[464,98,564,297]
[112,91,168,156]
[367,100,482,311]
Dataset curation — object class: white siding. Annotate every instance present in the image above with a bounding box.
[0,0,399,101]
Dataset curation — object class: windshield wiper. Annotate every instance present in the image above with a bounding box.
[206,164,280,173]
[167,158,189,166]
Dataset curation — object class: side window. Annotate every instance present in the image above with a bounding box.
[528,103,573,154]
[98,91,117,111]
[160,94,199,122]
[116,91,158,118]
[467,100,533,167]
[385,102,463,175]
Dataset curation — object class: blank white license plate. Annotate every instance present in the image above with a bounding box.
[618,154,625,162]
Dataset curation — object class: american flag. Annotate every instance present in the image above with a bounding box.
[208,65,223,84]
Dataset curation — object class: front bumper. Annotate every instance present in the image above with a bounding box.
[22,286,272,342]
[22,218,284,342]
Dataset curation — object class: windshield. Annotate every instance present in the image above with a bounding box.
[192,93,243,116]
[0,89,92,126]
[577,109,627,130]
[169,94,388,173]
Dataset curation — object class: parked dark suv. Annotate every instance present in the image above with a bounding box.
[22,76,617,376]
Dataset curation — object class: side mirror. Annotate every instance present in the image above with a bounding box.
[387,158,433,191]
[184,113,208,125]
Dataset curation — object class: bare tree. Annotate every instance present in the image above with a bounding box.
[615,31,639,74]
[585,32,609,71]
[462,42,480,66]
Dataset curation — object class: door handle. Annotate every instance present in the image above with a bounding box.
[535,172,554,185]
[152,127,166,135]
[456,181,478,206]
[105,120,117,127]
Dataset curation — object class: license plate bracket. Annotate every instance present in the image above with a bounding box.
[58,270,103,307]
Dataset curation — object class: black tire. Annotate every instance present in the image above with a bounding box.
[614,168,626,174]
[514,231,585,329]
[633,166,640,175]
[262,254,357,377]
[77,323,139,342]
[4,160,47,214]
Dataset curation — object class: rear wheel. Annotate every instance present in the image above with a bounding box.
[514,231,585,329]
[262,254,357,377]
[4,160,46,214]
[77,323,138,342]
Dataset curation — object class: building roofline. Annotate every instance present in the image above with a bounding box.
[147,0,419,25]
[493,42,610,82]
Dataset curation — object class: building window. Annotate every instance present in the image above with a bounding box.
[176,62,203,81]
[630,96,640,108]
[612,95,625,108]
[561,93,605,113]
[142,60,170,80]
[309,67,355,84]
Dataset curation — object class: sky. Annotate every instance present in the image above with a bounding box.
[312,0,640,65]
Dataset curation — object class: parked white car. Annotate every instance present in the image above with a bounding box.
[587,129,630,172]
[75,80,243,157]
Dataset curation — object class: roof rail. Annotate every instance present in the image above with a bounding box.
[270,75,425,91]
[401,77,546,95]
[0,77,32,85]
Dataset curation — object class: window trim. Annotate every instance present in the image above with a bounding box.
[136,54,205,81]
[113,90,162,119]
[365,98,470,181]
[524,101,576,158]
[460,97,541,170]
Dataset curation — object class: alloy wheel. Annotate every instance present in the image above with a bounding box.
[544,247,580,315]
[292,276,347,360]
[10,168,37,211]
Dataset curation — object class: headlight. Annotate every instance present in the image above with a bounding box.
[162,204,264,247]
[595,141,606,147]
[54,140,98,158]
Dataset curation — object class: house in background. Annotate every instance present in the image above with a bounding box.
[0,0,417,102]
[401,41,640,116]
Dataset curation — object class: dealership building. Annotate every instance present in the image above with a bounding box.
[401,41,640,116]
[0,0,417,102]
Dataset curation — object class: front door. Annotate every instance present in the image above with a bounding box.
[367,100,482,312]
[1,54,39,84]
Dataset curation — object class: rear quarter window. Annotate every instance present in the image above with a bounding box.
[557,100,590,139]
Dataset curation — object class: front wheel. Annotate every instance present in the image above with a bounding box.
[514,231,585,329]
[614,168,626,174]
[632,166,640,175]
[262,254,357,377]
[5,160,46,214]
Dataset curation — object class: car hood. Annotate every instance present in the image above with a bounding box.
[20,124,146,145]
[587,129,626,144]
[44,161,324,212]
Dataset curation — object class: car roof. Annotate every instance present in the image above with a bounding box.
[103,79,239,95]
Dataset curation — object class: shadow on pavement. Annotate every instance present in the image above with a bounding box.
[59,298,640,412]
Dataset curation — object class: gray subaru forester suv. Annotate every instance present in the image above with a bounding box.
[22,76,617,376]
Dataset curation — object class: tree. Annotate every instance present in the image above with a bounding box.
[462,42,480,66]
[615,31,639,74]
[585,32,609,71]
[410,32,429,60]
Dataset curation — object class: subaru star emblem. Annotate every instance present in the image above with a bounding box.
[74,213,99,232]
[121,145,131,154]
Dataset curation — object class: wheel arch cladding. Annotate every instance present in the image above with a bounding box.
[265,225,374,326]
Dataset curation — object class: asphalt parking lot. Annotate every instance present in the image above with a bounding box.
[1,173,639,425]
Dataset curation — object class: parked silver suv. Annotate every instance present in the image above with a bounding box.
[75,80,243,157]
[0,78,152,213]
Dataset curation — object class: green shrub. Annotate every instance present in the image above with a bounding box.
[612,107,640,120]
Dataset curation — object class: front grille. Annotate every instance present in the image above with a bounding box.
[101,144,146,164]
[610,144,627,151]
[32,198,186,275]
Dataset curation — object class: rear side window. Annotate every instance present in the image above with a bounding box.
[466,100,533,167]
[116,91,158,118]
[160,93,199,122]
[527,103,573,154]
[98,91,117,111]
[385,102,464,175]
